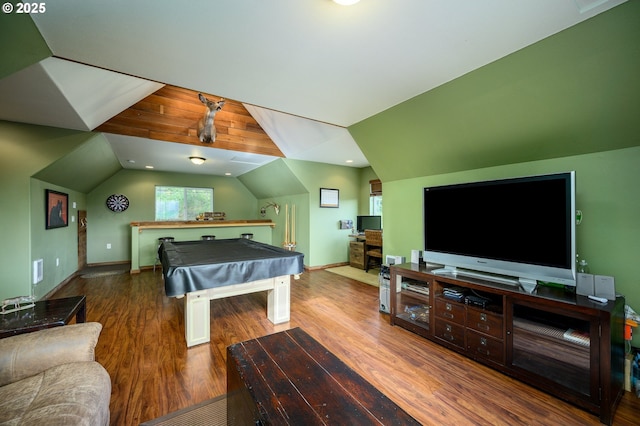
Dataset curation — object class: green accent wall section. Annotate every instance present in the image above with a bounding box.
[30,178,85,299]
[349,1,640,183]
[33,133,122,193]
[0,12,51,79]
[237,158,307,199]
[284,160,360,267]
[240,159,362,267]
[0,121,94,300]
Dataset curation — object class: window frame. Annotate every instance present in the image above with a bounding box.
[155,185,214,221]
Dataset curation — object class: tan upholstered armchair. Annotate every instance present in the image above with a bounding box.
[0,322,111,425]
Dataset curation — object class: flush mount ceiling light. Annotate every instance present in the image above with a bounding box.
[189,156,206,165]
[333,0,360,5]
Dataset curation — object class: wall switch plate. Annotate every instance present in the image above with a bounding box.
[106,243,111,249]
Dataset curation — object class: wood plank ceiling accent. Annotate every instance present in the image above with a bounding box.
[95,85,284,157]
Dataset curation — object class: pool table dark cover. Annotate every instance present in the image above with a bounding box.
[160,238,305,297]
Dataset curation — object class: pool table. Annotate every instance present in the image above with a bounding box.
[161,238,304,347]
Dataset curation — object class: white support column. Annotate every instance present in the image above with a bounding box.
[267,275,291,324]
[185,290,210,347]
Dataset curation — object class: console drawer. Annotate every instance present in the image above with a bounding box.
[435,298,465,325]
[467,308,503,339]
[434,320,465,349]
[467,330,504,365]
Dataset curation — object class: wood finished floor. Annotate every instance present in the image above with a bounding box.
[52,269,640,425]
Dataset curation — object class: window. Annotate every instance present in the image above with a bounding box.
[369,179,382,216]
[155,186,213,221]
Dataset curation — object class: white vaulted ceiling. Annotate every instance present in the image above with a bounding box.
[0,0,627,176]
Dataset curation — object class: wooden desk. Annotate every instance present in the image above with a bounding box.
[349,239,365,269]
[227,327,419,425]
[0,296,86,339]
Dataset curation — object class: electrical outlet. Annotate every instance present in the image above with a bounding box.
[106,243,111,249]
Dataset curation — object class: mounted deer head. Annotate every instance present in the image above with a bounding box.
[197,93,225,143]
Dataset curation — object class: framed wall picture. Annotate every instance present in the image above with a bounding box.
[320,188,339,208]
[46,189,69,229]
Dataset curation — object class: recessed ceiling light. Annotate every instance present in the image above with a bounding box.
[127,159,136,164]
[145,165,154,169]
[333,0,360,5]
[346,160,354,163]
[189,156,206,165]
[225,172,232,176]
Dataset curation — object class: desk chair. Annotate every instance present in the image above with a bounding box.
[364,230,383,272]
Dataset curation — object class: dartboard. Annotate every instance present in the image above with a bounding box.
[106,194,129,212]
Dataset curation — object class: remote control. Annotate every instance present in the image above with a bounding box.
[588,295,608,303]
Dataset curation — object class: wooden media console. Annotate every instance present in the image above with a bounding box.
[390,262,625,425]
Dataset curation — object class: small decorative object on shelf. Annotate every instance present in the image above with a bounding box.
[578,259,590,273]
[196,212,226,221]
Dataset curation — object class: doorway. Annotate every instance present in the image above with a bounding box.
[78,210,87,270]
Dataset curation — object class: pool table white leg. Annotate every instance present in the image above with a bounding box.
[185,290,210,347]
[267,275,291,324]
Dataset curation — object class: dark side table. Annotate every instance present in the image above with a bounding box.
[0,295,86,339]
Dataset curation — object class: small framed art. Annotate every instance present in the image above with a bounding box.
[46,189,69,229]
[320,188,339,208]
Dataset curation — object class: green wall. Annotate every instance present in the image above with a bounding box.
[0,11,50,79]
[0,121,95,300]
[86,169,260,264]
[285,160,360,267]
[30,179,85,299]
[240,159,362,267]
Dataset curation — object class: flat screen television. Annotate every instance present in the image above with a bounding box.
[423,172,576,288]
[357,215,382,233]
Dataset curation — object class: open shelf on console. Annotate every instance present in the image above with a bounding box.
[511,304,591,396]
[394,275,431,333]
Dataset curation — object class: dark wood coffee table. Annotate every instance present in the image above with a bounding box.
[227,327,420,425]
[0,295,86,339]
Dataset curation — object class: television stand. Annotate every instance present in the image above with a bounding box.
[390,263,624,425]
